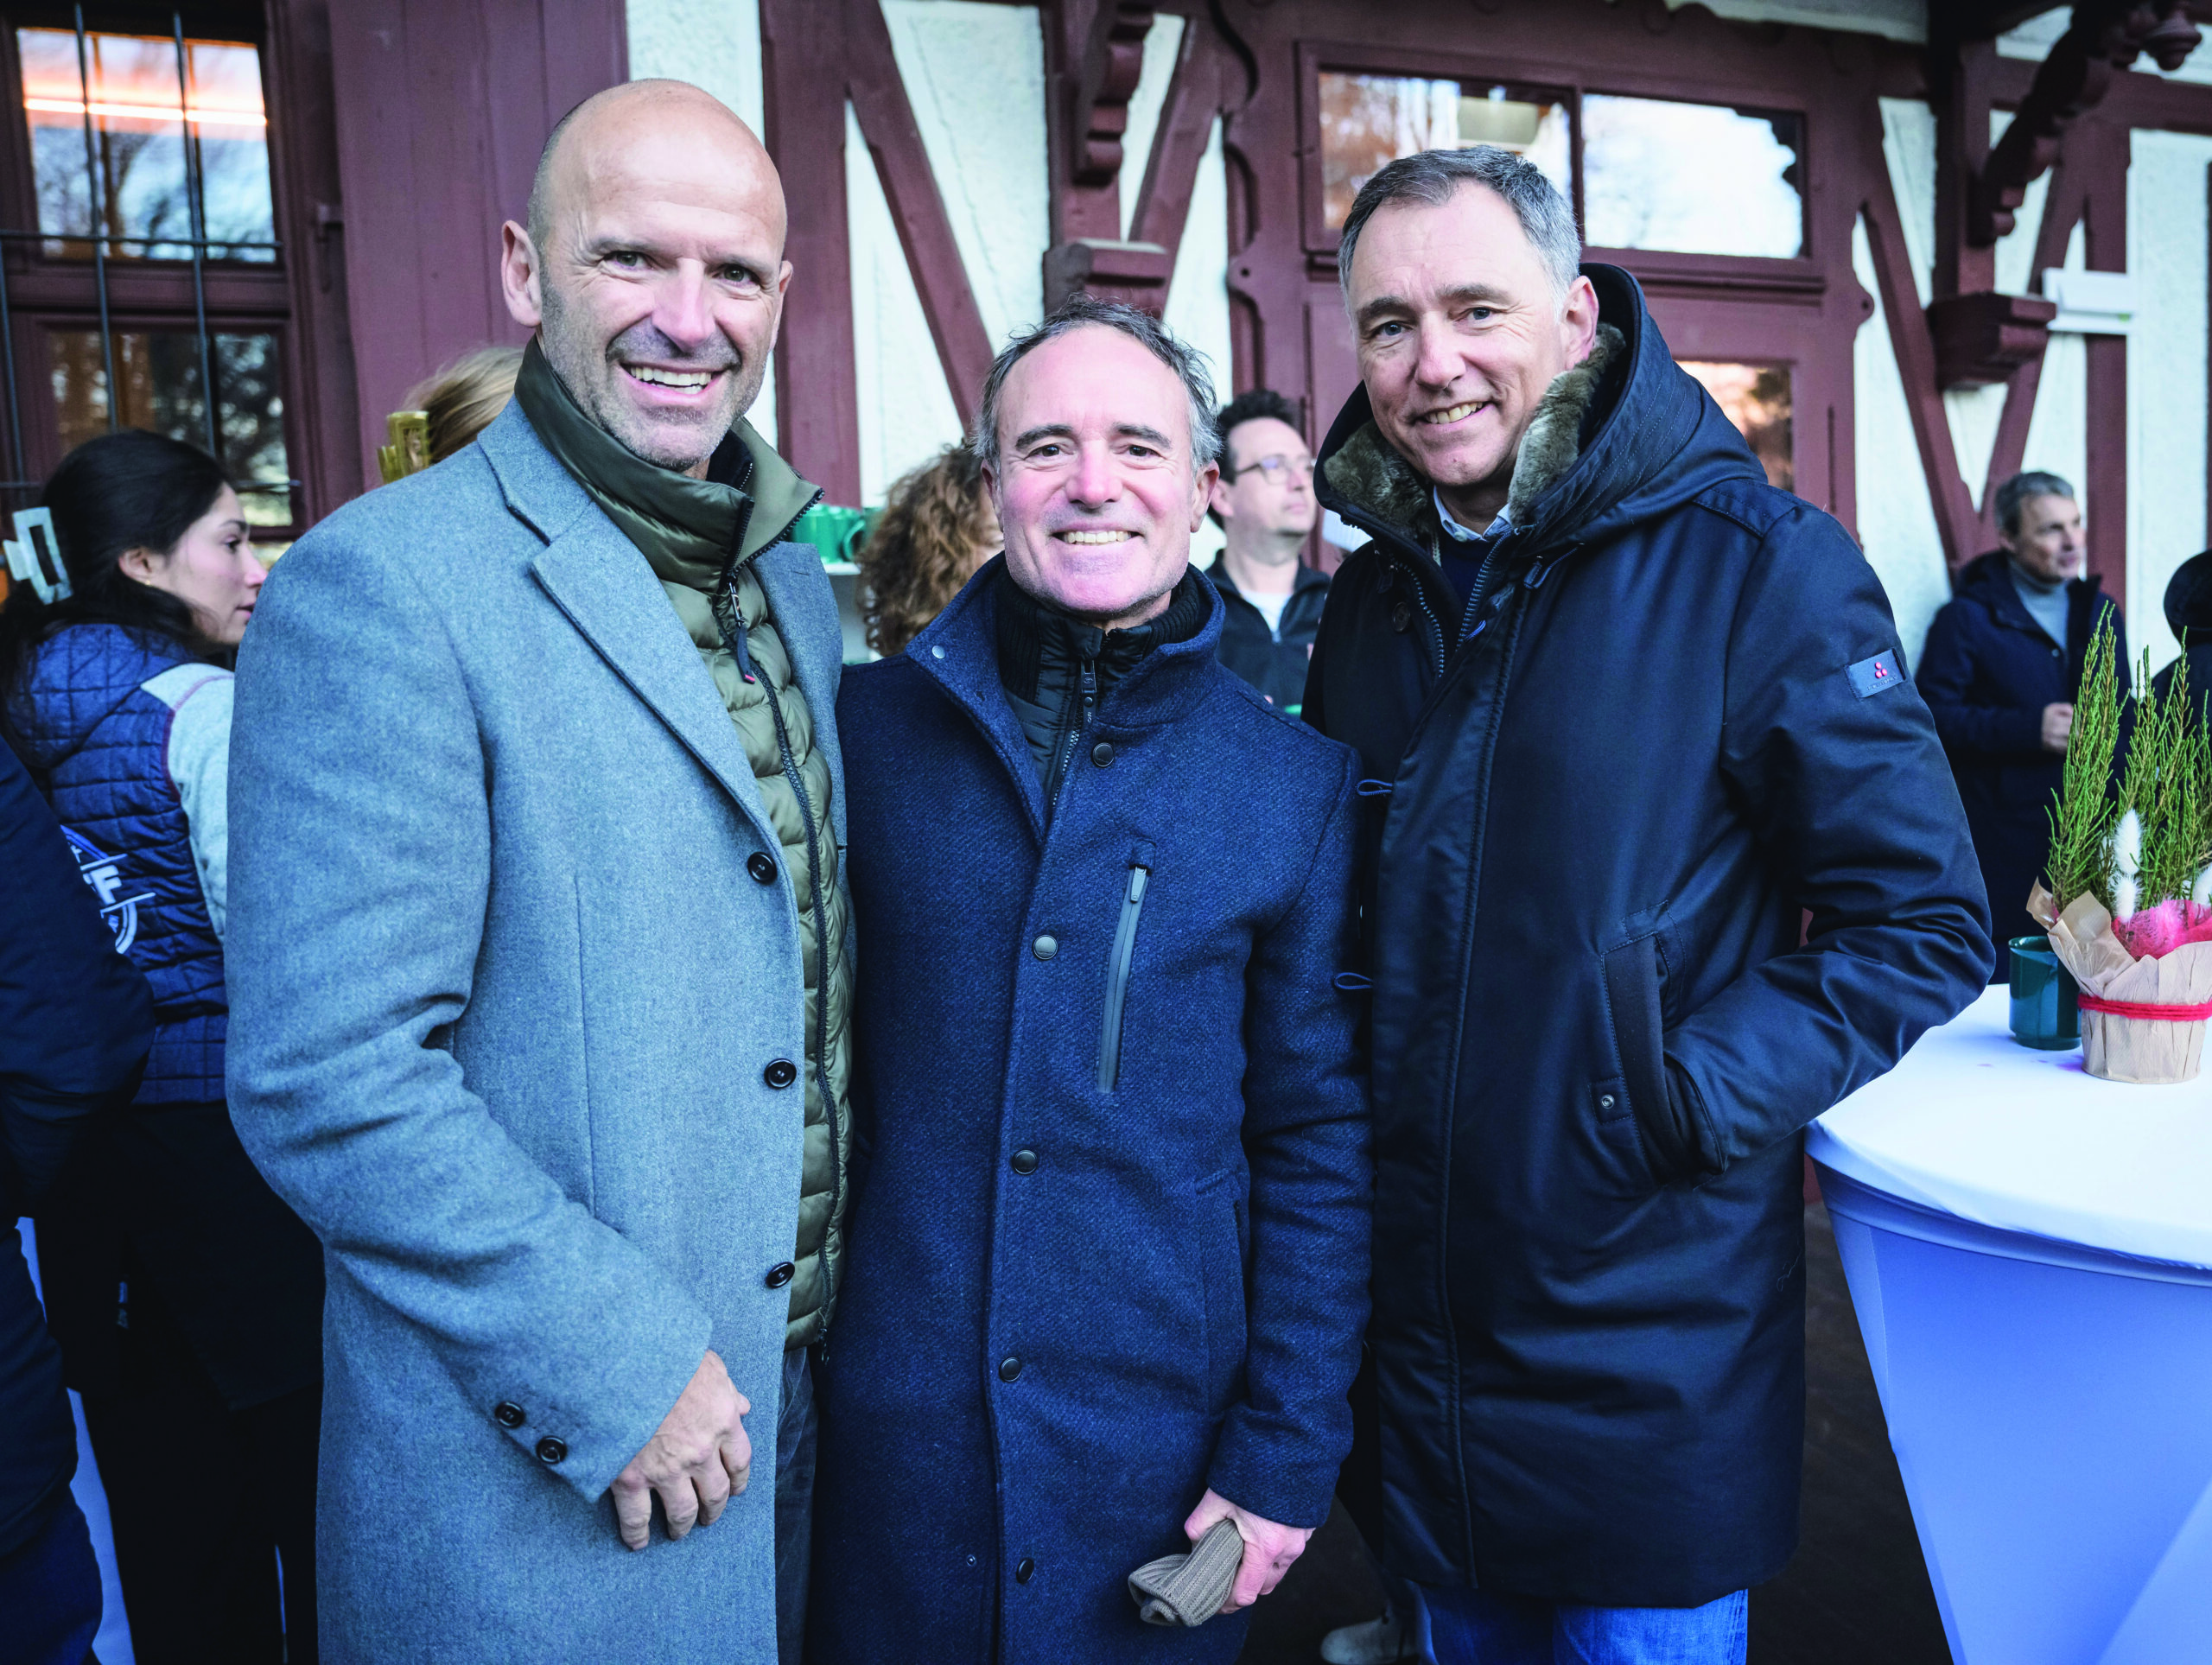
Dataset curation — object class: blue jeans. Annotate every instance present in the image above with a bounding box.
[776,1345,818,1665]
[1416,1582,1748,1665]
[0,1494,102,1665]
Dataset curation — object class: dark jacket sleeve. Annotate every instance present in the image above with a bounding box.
[1206,749,1372,1528]
[1915,597,2048,761]
[1661,511,1993,1177]
[0,740,151,1217]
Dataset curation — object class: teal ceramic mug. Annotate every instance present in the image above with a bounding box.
[2008,934,2080,1050]
[792,505,876,564]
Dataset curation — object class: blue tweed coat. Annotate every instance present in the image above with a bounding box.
[809,562,1371,1663]
[227,404,847,1662]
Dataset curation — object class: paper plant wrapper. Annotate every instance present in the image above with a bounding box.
[2029,883,2212,1083]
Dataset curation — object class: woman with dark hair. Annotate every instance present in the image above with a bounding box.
[854,442,1001,656]
[2,429,322,1664]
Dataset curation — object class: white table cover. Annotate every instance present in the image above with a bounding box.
[1808,985,2212,1270]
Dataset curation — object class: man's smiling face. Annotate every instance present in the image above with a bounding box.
[986,324,1217,631]
[1345,181,1596,521]
[502,85,791,475]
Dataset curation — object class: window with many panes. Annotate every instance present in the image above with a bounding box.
[0,3,296,538]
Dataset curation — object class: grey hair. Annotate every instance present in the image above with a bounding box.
[972,295,1220,477]
[1338,145,1582,302]
[1995,470,2076,537]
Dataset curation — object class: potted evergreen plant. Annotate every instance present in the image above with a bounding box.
[2029,620,2212,1083]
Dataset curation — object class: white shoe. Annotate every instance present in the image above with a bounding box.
[1320,1611,1415,1664]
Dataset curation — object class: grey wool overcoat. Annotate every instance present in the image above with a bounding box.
[226,401,847,1662]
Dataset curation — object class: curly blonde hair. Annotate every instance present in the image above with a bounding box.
[404,345,524,464]
[856,443,998,656]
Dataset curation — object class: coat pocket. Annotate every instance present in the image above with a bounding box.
[1195,1170,1248,1414]
[1593,932,1670,1193]
[1096,843,1154,1090]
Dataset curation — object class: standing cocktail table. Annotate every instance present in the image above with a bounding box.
[1808,987,2212,1665]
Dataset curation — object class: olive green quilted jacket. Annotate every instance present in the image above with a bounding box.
[513,343,851,1348]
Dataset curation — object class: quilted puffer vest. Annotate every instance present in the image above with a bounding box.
[662,560,853,1349]
[11,624,226,1102]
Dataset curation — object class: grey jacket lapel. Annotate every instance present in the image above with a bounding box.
[479,404,778,842]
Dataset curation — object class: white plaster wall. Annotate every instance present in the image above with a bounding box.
[1119,15,1185,239]
[626,0,777,443]
[882,0,1050,353]
[2128,130,2212,673]
[846,103,966,505]
[2019,219,2087,521]
[1667,0,1923,41]
[1853,215,1950,669]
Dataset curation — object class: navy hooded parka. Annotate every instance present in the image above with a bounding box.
[810,563,1371,1663]
[1305,265,1992,1608]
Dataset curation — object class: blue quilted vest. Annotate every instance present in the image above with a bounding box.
[12,624,226,1103]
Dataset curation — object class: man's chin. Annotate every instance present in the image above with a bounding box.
[1385,423,1509,492]
[604,404,736,472]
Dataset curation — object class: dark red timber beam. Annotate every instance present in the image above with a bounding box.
[760,0,861,505]
[1858,104,1982,573]
[844,0,995,432]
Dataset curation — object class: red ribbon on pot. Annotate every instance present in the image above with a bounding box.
[2075,992,2212,1022]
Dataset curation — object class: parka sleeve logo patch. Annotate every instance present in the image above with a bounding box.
[1847,651,1904,699]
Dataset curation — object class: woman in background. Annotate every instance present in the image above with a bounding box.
[0,431,321,1665]
[855,442,1000,656]
[405,343,523,464]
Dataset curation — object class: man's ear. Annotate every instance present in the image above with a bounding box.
[500,220,544,330]
[1192,461,1222,532]
[1560,274,1599,366]
[1205,468,1234,524]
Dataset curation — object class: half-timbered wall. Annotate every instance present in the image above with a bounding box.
[303,0,2212,680]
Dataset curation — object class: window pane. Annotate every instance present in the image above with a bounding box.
[1583,95,1802,257]
[1319,72,1570,232]
[51,329,291,524]
[1678,361,1791,492]
[19,29,275,262]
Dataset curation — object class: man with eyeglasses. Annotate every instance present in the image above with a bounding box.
[1205,389,1330,710]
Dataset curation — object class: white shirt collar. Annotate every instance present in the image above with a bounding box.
[1434,487,1511,544]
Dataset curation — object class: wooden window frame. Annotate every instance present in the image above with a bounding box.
[0,1,313,535]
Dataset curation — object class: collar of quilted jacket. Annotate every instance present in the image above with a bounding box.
[512,336,817,588]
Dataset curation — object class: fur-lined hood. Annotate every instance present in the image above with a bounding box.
[1315,264,1765,571]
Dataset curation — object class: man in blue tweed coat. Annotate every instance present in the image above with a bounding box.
[809,298,1373,1663]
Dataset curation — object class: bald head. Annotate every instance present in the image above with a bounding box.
[527,80,781,257]
[501,79,791,473]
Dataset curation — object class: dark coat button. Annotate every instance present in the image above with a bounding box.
[766,1261,796,1288]
[747,852,778,885]
[1090,740,1114,766]
[535,1436,567,1465]
[493,1401,525,1429]
[1031,935,1058,961]
[764,1058,798,1089]
[1015,1557,1036,1584]
[998,1356,1022,1382]
[1391,601,1414,632]
[1010,1149,1039,1175]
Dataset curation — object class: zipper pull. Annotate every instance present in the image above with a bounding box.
[728,620,760,684]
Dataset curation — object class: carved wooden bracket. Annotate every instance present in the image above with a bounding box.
[1043,238,1173,314]
[1928,289,2061,388]
[1069,3,1157,186]
[1971,0,2202,245]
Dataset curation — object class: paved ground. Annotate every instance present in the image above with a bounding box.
[1236,1201,1954,1664]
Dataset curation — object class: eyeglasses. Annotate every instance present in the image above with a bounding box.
[1233,453,1315,485]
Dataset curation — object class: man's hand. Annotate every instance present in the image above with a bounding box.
[609,1350,752,1551]
[1183,1488,1313,1612]
[2043,701,2075,753]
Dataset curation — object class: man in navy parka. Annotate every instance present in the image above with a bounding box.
[809,298,1371,1662]
[1306,149,1991,1662]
